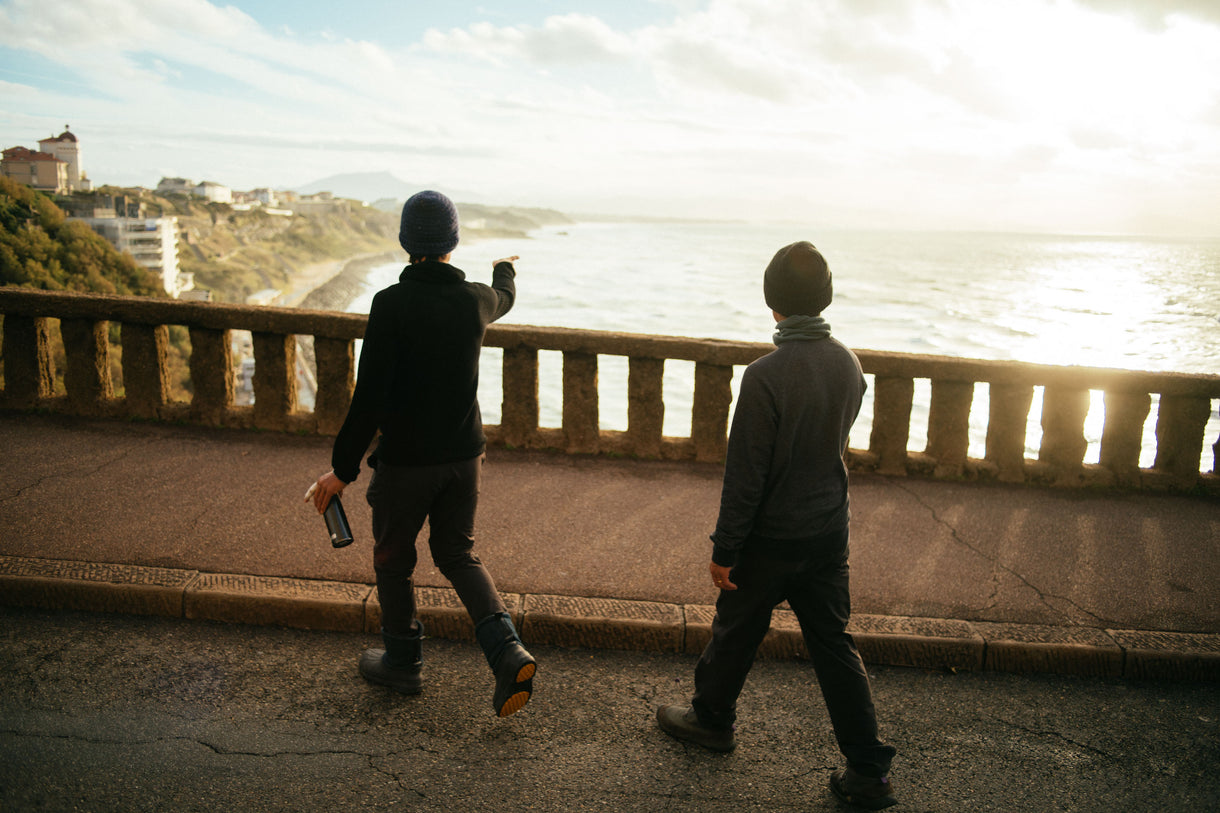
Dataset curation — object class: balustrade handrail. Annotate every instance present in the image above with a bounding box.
[2,287,1217,493]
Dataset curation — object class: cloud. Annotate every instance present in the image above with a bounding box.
[2,0,1219,234]
[422,14,635,65]
[0,0,259,55]
[0,0,401,111]
[646,32,799,102]
[1071,128,1133,151]
[1075,0,1220,29]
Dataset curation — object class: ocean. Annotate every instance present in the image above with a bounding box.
[346,221,1220,470]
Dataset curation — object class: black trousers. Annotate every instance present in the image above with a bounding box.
[365,455,505,636]
[692,527,896,777]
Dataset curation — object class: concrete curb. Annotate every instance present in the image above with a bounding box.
[2,554,1217,682]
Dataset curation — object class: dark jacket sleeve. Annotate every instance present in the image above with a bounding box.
[488,260,516,321]
[330,290,395,483]
[709,367,776,567]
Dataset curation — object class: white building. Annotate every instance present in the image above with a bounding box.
[194,181,232,203]
[37,127,90,191]
[250,187,277,206]
[156,177,194,195]
[80,215,192,297]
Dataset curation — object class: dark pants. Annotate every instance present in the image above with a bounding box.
[692,527,896,777]
[365,455,505,636]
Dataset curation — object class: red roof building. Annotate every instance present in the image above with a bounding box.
[1,146,68,192]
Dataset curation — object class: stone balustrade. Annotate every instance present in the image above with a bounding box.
[2,288,1217,493]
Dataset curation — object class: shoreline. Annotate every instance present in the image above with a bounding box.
[290,251,403,313]
[284,230,526,314]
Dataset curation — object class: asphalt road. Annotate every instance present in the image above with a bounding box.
[2,608,1216,812]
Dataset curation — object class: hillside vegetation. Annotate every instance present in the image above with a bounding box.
[150,191,401,303]
[0,176,163,295]
[0,179,184,397]
[3,179,574,304]
[139,190,572,303]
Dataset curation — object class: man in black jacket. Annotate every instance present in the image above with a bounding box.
[310,190,535,718]
[655,241,897,809]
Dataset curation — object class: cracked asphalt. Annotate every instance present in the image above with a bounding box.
[2,607,1217,812]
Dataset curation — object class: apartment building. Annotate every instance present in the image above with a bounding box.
[79,213,191,297]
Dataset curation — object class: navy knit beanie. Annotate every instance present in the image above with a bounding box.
[399,190,460,257]
[763,241,833,316]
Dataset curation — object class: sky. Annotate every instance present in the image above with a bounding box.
[2,0,1219,236]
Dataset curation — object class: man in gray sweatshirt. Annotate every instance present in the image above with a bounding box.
[656,241,897,810]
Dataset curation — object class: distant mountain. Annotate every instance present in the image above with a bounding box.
[293,171,575,234]
[294,172,420,203]
[294,172,482,206]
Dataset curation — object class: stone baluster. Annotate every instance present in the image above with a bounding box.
[252,331,298,431]
[1039,386,1090,484]
[563,351,599,454]
[2,315,54,407]
[313,337,354,435]
[692,362,733,463]
[1153,394,1211,488]
[870,376,914,476]
[1214,404,1219,475]
[986,382,1034,483]
[120,323,170,419]
[1099,391,1151,485]
[2,289,1218,492]
[925,379,974,478]
[500,347,540,448]
[627,356,665,458]
[188,327,233,425]
[59,318,112,413]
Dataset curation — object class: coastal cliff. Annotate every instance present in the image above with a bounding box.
[54,186,571,306]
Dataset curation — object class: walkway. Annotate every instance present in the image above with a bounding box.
[1,411,1217,680]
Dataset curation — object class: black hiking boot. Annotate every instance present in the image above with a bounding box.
[830,767,897,809]
[359,622,423,694]
[475,612,536,717]
[655,704,736,752]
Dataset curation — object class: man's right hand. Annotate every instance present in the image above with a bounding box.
[308,470,346,514]
[710,562,738,591]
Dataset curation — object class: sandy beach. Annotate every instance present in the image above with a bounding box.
[277,259,345,307]
[282,251,402,312]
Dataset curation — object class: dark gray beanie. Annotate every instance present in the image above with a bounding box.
[763,241,833,316]
[399,190,460,257]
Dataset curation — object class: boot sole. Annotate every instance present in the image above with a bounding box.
[495,661,536,717]
[360,670,423,694]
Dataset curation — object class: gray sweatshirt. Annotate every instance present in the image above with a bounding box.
[710,336,866,567]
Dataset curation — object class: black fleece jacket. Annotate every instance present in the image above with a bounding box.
[330,259,515,483]
[710,336,866,567]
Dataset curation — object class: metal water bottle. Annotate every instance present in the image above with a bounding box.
[323,495,354,548]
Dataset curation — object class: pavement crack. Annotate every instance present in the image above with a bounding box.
[367,753,413,792]
[3,442,151,503]
[194,739,373,759]
[888,480,1109,627]
[991,716,1111,760]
